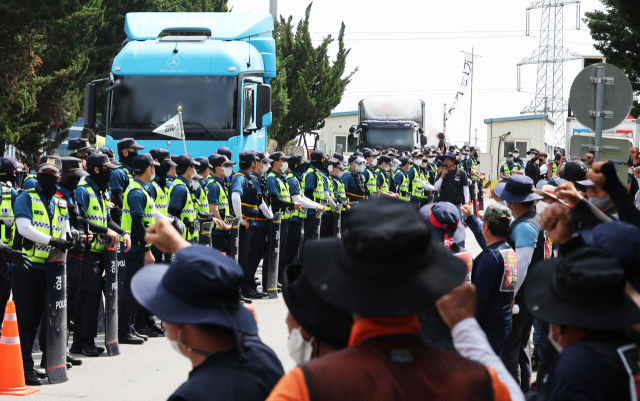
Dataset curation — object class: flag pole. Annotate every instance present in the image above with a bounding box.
[177,106,187,154]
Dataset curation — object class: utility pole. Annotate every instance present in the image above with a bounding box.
[443,103,446,132]
[461,49,482,145]
[269,0,277,19]
[474,128,478,148]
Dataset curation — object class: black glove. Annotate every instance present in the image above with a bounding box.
[183,218,195,234]
[0,244,31,271]
[171,216,185,236]
[49,235,73,251]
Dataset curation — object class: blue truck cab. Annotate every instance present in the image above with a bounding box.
[83,12,275,165]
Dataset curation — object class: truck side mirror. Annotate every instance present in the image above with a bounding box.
[418,128,425,135]
[84,83,97,129]
[420,135,427,146]
[256,84,272,129]
[349,126,355,134]
[348,133,354,145]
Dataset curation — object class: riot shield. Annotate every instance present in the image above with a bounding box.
[104,245,120,356]
[266,212,284,299]
[310,210,322,241]
[229,217,241,263]
[198,221,212,247]
[333,204,342,238]
[46,247,68,384]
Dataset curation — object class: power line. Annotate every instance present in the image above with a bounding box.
[310,29,590,34]
[311,34,531,41]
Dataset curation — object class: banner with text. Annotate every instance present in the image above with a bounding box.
[444,52,477,131]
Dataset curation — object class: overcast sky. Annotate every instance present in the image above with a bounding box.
[229,0,607,151]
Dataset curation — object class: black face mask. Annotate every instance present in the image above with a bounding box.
[156,163,170,179]
[120,151,137,167]
[555,155,561,161]
[60,171,81,191]
[91,168,111,189]
[37,172,58,195]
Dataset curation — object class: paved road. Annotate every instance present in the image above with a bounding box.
[6,200,518,400]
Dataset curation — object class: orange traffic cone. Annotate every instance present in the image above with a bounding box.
[0,301,40,396]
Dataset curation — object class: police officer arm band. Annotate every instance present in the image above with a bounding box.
[168,208,182,219]
[131,216,150,252]
[304,188,315,200]
[231,192,243,223]
[111,191,124,208]
[16,217,52,244]
[259,199,274,220]
[464,186,470,203]
[292,194,320,210]
[324,191,337,208]
[87,221,109,234]
[433,178,443,192]
[106,217,126,236]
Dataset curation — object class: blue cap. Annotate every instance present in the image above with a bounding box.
[548,176,566,187]
[132,153,160,173]
[579,221,640,279]
[0,157,23,173]
[117,138,144,151]
[239,150,256,165]
[398,156,411,166]
[209,154,236,169]
[131,245,258,335]
[67,138,90,151]
[216,146,232,159]
[86,153,119,171]
[149,149,177,166]
[494,175,543,203]
[420,202,466,244]
[98,147,121,165]
[61,157,89,177]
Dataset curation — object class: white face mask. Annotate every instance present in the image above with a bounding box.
[190,168,196,179]
[281,161,288,172]
[149,168,155,182]
[287,327,314,364]
[338,170,345,178]
[384,165,390,172]
[414,158,421,165]
[421,160,427,167]
[513,153,520,158]
[328,165,334,173]
[191,180,200,189]
[507,157,513,163]
[428,157,435,163]
[536,201,550,215]
[462,154,468,160]
[548,324,563,353]
[371,158,378,166]
[355,163,366,173]
[223,167,233,177]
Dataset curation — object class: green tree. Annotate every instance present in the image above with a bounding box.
[611,0,640,34]
[0,1,103,165]
[16,1,104,168]
[269,3,357,150]
[585,0,640,117]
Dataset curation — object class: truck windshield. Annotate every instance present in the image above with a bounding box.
[110,75,237,136]
[365,127,414,150]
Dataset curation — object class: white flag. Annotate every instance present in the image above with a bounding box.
[153,114,182,139]
[444,52,477,130]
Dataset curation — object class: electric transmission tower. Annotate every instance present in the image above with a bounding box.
[516,0,582,148]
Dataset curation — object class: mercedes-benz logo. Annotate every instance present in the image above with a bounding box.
[167,57,180,68]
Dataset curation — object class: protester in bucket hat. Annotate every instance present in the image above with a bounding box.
[132,221,284,401]
[268,197,514,401]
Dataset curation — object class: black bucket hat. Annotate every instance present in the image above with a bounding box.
[302,197,467,316]
[282,264,353,349]
[525,247,640,330]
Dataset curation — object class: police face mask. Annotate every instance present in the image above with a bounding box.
[281,161,288,172]
[371,158,378,167]
[513,153,520,158]
[589,194,610,210]
[91,167,111,190]
[190,167,197,179]
[287,327,314,364]
[328,165,334,174]
[338,170,345,178]
[223,167,233,177]
[37,172,59,195]
[355,163,366,173]
[428,157,435,163]
[507,157,513,163]
[120,151,138,167]
[148,167,155,182]
[60,171,81,191]
[156,163,170,179]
